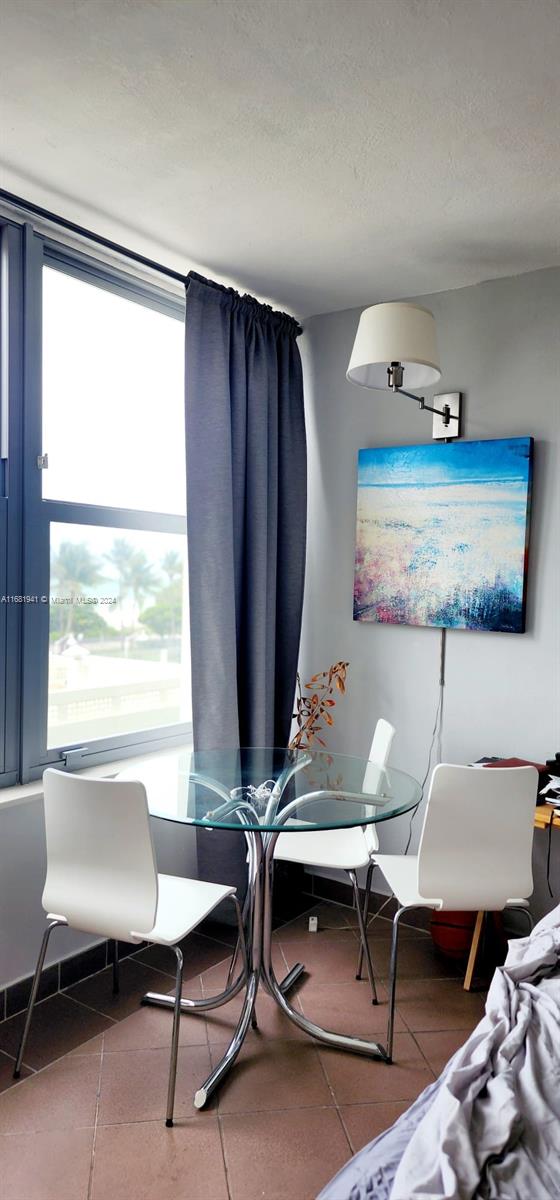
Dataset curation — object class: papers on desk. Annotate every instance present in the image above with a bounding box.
[540,776,560,800]
[540,777,560,825]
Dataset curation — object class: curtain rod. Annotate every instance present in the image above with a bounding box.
[0,187,188,287]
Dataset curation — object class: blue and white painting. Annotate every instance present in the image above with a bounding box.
[354,437,533,633]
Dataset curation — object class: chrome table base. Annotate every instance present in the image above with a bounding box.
[142,801,388,1108]
[278,961,305,994]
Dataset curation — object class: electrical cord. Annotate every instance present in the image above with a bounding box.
[367,892,395,929]
[404,628,446,855]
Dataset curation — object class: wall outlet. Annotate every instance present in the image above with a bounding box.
[308,915,319,933]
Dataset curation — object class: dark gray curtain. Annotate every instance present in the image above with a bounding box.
[184,272,306,893]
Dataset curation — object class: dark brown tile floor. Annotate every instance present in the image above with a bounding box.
[0,900,487,1200]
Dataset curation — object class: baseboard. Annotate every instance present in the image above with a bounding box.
[0,937,145,1024]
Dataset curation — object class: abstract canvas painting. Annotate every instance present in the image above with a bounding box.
[354,437,533,633]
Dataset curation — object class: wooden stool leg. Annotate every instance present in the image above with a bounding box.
[464,910,485,991]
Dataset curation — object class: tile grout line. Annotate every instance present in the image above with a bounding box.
[199,968,233,1200]
[277,932,355,1156]
[315,1040,354,1157]
[57,992,119,1024]
[191,931,240,952]
[0,1045,103,1098]
[132,936,235,966]
[84,1102,353,1129]
[131,951,235,989]
[0,1047,37,1079]
[0,1124,97,1140]
[0,988,116,1083]
[118,957,176,982]
[336,1102,359,1157]
[217,1114,232,1200]
[87,1033,104,1200]
[408,1029,439,1079]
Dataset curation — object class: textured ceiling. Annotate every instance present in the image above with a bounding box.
[0,0,559,317]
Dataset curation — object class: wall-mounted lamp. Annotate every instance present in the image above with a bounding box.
[346,301,461,439]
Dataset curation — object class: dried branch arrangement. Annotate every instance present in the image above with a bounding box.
[289,661,349,750]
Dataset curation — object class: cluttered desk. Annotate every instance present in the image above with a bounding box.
[533,752,560,826]
[463,752,560,990]
[534,806,560,831]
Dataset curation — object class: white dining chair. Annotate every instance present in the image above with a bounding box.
[374,763,537,1060]
[13,768,247,1126]
[274,718,396,1003]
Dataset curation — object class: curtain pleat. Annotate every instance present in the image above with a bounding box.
[184,272,307,894]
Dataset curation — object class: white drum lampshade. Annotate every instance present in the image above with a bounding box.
[347,302,441,390]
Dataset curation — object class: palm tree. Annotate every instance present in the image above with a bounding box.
[161,550,183,585]
[105,539,135,641]
[128,551,160,613]
[51,542,102,635]
[105,539,135,593]
[105,539,160,638]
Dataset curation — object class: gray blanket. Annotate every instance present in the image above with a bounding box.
[318,904,560,1200]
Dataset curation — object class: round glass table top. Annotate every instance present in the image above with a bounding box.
[119,746,421,833]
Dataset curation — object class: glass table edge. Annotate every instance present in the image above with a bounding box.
[148,792,421,832]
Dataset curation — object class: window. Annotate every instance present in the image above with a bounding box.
[42,266,186,512]
[0,217,191,785]
[47,523,189,750]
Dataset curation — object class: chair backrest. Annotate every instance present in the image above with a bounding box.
[417,763,537,909]
[368,718,396,767]
[42,769,158,941]
[362,719,396,853]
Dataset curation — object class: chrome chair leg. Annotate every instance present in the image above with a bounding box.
[508,905,534,935]
[348,870,377,1004]
[522,908,534,933]
[165,944,184,1127]
[356,861,374,982]
[13,919,65,1078]
[112,939,120,995]
[386,904,418,1062]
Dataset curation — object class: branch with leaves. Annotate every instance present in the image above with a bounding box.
[289,661,349,750]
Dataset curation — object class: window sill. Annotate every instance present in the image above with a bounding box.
[0,743,192,811]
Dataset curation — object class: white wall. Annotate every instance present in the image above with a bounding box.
[299,268,560,919]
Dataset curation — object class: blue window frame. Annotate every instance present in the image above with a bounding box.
[0,219,24,786]
[0,216,191,786]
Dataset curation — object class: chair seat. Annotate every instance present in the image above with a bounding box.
[374,853,530,912]
[48,873,235,946]
[274,825,372,871]
[372,854,441,908]
[136,874,235,946]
